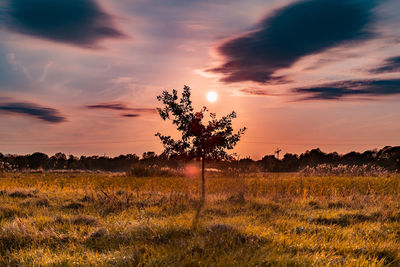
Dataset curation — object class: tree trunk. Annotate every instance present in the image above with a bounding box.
[192,155,206,228]
[201,155,205,202]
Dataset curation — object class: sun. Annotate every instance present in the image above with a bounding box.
[206,91,218,103]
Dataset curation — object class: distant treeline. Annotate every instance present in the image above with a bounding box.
[0,146,399,172]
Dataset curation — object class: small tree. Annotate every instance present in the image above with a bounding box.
[156,85,246,202]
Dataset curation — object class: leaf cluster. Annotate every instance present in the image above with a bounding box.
[156,85,246,160]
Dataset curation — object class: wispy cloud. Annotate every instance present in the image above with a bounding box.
[209,0,375,83]
[121,113,140,118]
[239,88,281,96]
[0,49,29,90]
[370,56,400,74]
[0,101,66,123]
[86,102,156,113]
[293,79,400,100]
[86,102,156,118]
[39,61,53,82]
[4,0,124,47]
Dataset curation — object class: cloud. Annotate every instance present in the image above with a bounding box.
[121,113,140,118]
[86,103,131,111]
[86,102,156,113]
[39,61,53,82]
[4,0,124,47]
[86,102,156,118]
[293,79,400,100]
[370,56,400,73]
[0,49,28,89]
[0,101,66,123]
[239,88,279,96]
[209,0,375,83]
[0,54,18,88]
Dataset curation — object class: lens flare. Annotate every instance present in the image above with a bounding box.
[184,164,200,177]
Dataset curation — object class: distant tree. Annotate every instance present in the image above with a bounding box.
[299,148,327,167]
[126,154,140,161]
[28,152,49,169]
[50,152,67,169]
[260,155,280,172]
[156,85,246,202]
[282,153,300,172]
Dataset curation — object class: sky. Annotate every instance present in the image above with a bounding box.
[0,0,399,159]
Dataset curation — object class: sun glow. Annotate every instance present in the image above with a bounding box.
[206,91,218,103]
[184,164,200,177]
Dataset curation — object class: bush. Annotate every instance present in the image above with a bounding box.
[127,164,178,177]
[0,161,13,172]
[300,164,390,177]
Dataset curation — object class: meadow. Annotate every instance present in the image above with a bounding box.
[1,172,400,266]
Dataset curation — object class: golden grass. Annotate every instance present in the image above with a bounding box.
[0,172,400,266]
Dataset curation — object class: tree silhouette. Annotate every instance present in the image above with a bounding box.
[156,85,246,202]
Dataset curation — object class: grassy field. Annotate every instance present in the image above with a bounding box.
[1,172,400,266]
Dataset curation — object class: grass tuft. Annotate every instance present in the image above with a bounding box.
[22,197,50,207]
[8,189,37,198]
[0,205,22,220]
[62,202,84,210]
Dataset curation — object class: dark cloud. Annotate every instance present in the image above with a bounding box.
[5,0,124,47]
[87,103,131,111]
[293,79,400,100]
[86,102,156,114]
[0,102,66,123]
[239,88,278,96]
[209,0,375,83]
[121,113,140,118]
[370,56,400,73]
[240,88,269,96]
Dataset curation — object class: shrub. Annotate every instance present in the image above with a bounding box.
[300,164,390,176]
[127,164,178,177]
[0,161,13,172]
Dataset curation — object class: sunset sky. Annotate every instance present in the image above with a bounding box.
[0,0,399,159]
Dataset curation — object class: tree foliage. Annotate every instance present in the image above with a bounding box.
[156,85,246,160]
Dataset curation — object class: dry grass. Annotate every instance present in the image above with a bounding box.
[0,172,399,266]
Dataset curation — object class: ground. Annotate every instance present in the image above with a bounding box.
[0,172,400,266]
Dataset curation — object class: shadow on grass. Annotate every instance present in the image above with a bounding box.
[84,222,269,253]
[0,219,72,253]
[311,212,400,227]
[284,243,398,265]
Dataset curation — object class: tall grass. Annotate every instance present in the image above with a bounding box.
[300,164,391,177]
[0,172,399,266]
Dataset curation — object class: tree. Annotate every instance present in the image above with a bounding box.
[156,85,246,202]
[50,152,67,169]
[27,152,49,169]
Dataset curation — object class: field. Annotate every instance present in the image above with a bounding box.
[1,172,400,266]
